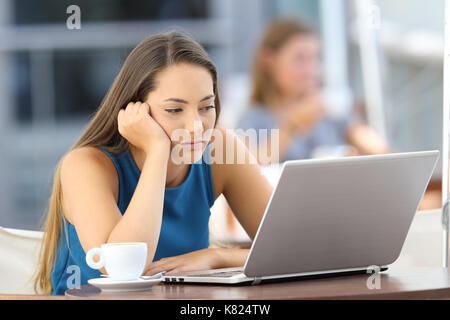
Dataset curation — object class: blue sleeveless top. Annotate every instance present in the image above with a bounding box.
[51,144,215,295]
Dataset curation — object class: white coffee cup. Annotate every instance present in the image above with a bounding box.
[85,242,147,281]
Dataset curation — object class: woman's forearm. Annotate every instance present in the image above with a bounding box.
[107,145,169,266]
[215,248,250,269]
[346,124,390,155]
[276,125,295,161]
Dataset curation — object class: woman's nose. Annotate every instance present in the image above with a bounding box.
[185,117,204,138]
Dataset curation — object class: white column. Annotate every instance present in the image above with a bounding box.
[319,0,353,120]
[353,0,387,140]
[442,0,450,268]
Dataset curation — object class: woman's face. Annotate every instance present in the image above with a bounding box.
[264,33,321,98]
[145,62,216,163]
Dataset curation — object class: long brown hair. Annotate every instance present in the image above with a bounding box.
[249,18,315,108]
[33,30,222,294]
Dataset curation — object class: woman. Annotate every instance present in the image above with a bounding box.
[33,31,272,295]
[237,18,390,162]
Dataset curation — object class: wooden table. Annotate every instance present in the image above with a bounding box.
[57,266,450,300]
[1,266,449,300]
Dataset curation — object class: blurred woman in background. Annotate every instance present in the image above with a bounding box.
[237,18,390,163]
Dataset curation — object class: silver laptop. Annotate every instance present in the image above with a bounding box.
[163,150,440,285]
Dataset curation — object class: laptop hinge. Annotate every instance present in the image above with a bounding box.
[252,277,262,285]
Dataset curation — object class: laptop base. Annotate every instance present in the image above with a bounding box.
[163,266,388,286]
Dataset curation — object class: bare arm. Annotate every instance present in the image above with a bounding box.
[106,147,169,256]
[219,128,274,240]
[268,122,296,163]
[346,123,391,155]
[61,102,172,274]
[61,145,169,274]
[244,94,325,164]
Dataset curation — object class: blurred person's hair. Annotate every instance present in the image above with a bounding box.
[250,17,316,108]
[33,31,222,295]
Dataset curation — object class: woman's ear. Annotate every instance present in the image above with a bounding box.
[259,48,275,74]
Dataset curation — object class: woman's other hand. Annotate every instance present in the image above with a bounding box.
[144,248,223,276]
[281,91,325,135]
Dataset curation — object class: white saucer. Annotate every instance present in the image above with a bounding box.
[88,276,163,292]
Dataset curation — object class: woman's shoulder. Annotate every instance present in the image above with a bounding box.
[62,146,115,174]
[60,147,119,198]
[60,146,120,223]
[236,104,276,130]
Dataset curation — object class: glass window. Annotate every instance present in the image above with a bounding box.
[13,0,209,25]
[13,52,32,123]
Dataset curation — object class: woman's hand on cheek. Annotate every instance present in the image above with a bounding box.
[144,248,223,276]
[118,101,171,155]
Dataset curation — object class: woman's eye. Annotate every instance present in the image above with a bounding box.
[165,108,182,113]
[165,106,215,114]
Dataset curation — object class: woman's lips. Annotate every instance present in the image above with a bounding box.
[181,141,204,150]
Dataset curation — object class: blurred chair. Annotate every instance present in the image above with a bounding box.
[0,226,43,294]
